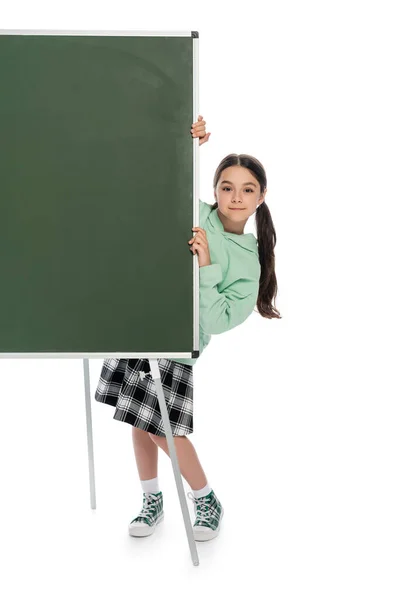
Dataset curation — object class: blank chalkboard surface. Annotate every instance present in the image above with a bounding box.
[0,30,199,358]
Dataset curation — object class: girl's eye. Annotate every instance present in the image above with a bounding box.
[222,187,253,192]
[222,186,253,192]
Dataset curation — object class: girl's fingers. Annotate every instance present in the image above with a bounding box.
[189,227,207,244]
[191,129,206,137]
[188,236,205,245]
[190,115,206,140]
[191,120,206,128]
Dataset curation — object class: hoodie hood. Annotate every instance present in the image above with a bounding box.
[204,202,259,255]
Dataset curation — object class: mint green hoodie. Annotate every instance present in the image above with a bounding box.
[172,200,261,367]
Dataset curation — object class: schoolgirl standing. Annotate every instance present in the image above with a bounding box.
[95,116,281,542]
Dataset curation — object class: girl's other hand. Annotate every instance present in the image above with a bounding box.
[188,227,212,267]
[190,115,211,145]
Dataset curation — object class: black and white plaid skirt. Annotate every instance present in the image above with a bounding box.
[94,358,194,436]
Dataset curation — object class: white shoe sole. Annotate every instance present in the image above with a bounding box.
[193,507,224,542]
[128,513,164,537]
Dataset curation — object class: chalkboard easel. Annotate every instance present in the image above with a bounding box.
[0,29,201,567]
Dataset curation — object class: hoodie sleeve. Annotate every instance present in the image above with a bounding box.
[199,263,259,335]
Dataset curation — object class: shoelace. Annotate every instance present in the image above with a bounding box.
[134,492,160,522]
[187,491,212,524]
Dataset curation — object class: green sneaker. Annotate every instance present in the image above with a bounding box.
[128,491,164,537]
[187,489,224,541]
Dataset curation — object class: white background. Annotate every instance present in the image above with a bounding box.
[1,1,399,598]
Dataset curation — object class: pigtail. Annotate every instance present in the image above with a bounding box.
[255,202,281,319]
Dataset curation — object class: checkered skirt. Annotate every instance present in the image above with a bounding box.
[94,358,194,436]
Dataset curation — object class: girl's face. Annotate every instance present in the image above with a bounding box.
[214,166,266,234]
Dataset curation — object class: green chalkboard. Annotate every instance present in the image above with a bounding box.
[0,31,199,358]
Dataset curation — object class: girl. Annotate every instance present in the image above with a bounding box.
[94,116,281,542]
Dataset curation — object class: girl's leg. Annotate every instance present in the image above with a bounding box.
[148,433,207,490]
[131,426,159,481]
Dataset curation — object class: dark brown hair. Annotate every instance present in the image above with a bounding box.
[211,153,281,319]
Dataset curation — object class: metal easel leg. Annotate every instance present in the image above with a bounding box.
[148,359,199,567]
[83,358,96,509]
